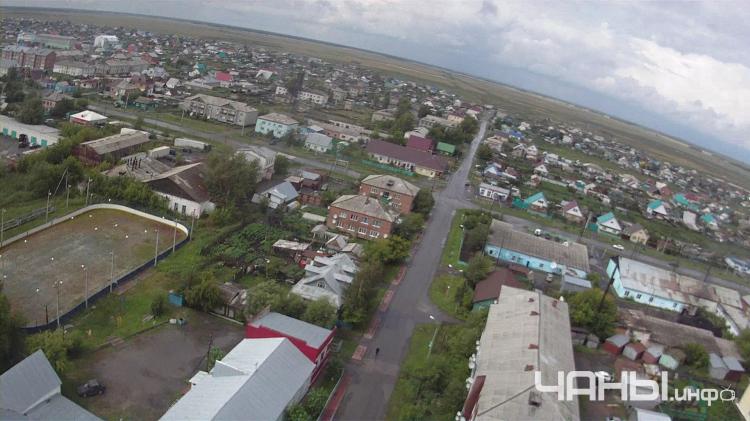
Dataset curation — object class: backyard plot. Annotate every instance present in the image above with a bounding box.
[0,207,187,328]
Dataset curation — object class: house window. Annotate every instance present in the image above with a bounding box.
[372,220,382,228]
[673,303,678,309]
[182,205,187,215]
[336,219,343,227]
[339,212,347,218]
[636,294,642,299]
[350,214,359,221]
[369,230,379,238]
[362,217,368,225]
[624,291,630,297]
[649,296,654,303]
[358,227,366,234]
[348,224,355,231]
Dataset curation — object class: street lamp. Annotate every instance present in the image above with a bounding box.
[35,287,41,326]
[0,208,5,247]
[54,280,63,329]
[109,251,116,293]
[428,314,440,359]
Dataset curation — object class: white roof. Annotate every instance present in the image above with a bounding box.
[160,338,313,421]
[70,110,108,122]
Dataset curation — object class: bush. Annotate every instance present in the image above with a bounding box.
[185,278,222,312]
[568,288,617,339]
[302,299,337,328]
[151,294,167,317]
[464,254,493,287]
[684,343,709,370]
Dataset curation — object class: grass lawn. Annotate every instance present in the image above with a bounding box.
[428,274,469,320]
[441,209,468,268]
[385,324,433,420]
[1,195,88,240]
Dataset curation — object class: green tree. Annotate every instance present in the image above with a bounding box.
[205,150,260,208]
[207,347,226,371]
[246,281,286,316]
[412,189,435,215]
[25,330,83,373]
[342,259,383,326]
[50,98,76,118]
[302,298,337,328]
[366,236,410,264]
[736,329,750,361]
[683,343,709,370]
[477,144,493,163]
[568,288,617,338]
[286,404,311,421]
[417,104,431,118]
[134,116,145,130]
[0,290,26,372]
[463,224,489,254]
[394,213,424,240]
[275,293,307,319]
[151,293,167,317]
[303,388,331,417]
[464,254,493,287]
[185,278,222,312]
[274,154,290,176]
[17,97,44,124]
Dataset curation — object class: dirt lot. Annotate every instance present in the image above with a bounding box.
[68,310,244,421]
[1,208,187,327]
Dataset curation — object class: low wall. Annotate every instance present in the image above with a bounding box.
[16,204,190,333]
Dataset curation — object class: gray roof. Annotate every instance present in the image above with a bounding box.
[709,353,727,369]
[305,133,333,148]
[252,312,332,348]
[487,220,590,273]
[361,174,419,197]
[0,350,60,414]
[160,338,314,421]
[0,350,101,420]
[722,356,745,372]
[292,254,357,308]
[81,131,150,155]
[330,195,396,222]
[258,113,299,126]
[471,286,579,420]
[182,94,257,113]
[606,334,629,347]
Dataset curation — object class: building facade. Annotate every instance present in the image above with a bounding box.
[1,46,55,71]
[255,113,299,138]
[359,174,419,215]
[327,195,396,240]
[180,94,258,127]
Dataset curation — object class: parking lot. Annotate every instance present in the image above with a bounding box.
[0,135,23,160]
[68,310,244,420]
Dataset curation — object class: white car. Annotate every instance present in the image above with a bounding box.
[613,244,625,251]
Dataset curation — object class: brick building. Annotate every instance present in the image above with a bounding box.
[327,194,396,240]
[1,46,55,71]
[359,174,419,215]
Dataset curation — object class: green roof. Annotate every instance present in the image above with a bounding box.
[436,142,456,154]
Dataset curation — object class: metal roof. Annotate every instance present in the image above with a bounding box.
[26,394,101,421]
[330,194,397,222]
[487,220,590,273]
[251,312,332,349]
[471,286,580,420]
[80,131,150,155]
[258,112,299,126]
[160,338,314,421]
[361,174,419,197]
[0,350,60,414]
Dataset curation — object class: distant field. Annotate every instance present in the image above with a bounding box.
[6,7,750,189]
[0,208,186,327]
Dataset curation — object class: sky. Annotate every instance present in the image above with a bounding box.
[9,0,750,162]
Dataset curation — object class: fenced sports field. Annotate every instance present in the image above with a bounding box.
[0,207,188,328]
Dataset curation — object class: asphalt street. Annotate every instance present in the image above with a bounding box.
[335,116,490,420]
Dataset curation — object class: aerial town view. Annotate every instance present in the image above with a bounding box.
[1,2,749,421]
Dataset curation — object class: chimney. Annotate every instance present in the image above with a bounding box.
[528,390,542,407]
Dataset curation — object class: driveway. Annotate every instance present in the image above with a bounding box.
[335,114,491,420]
[72,311,244,420]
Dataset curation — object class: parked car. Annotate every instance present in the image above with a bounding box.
[613,244,625,251]
[77,379,106,397]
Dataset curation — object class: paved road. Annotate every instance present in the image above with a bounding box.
[88,104,363,179]
[335,115,490,420]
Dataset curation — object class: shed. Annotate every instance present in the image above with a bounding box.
[623,342,647,361]
[722,356,745,382]
[602,334,629,355]
[561,274,592,293]
[642,344,665,364]
[708,353,729,380]
[659,349,686,370]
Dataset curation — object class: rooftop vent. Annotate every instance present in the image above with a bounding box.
[528,390,543,407]
[528,344,539,349]
[528,298,535,303]
[524,364,534,372]
[530,310,539,316]
[386,179,395,187]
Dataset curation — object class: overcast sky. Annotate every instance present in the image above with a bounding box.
[10,0,750,162]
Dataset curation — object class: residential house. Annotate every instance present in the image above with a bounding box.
[0,350,101,420]
[327,194,397,240]
[298,90,329,105]
[597,212,623,235]
[561,200,585,224]
[255,113,299,138]
[436,142,456,156]
[523,192,548,213]
[532,162,548,176]
[214,282,247,320]
[646,199,669,219]
[52,61,96,77]
[304,133,333,153]
[478,183,510,202]
[418,114,457,129]
[365,139,448,178]
[238,146,276,180]
[41,91,70,112]
[702,213,719,231]
[160,338,313,421]
[252,181,299,209]
[405,135,435,153]
[146,163,215,216]
[359,174,419,215]
[180,94,258,127]
[471,268,524,310]
[622,224,650,245]
[461,286,580,421]
[371,109,395,122]
[290,254,358,309]
[69,110,108,126]
[484,220,590,278]
[246,312,335,383]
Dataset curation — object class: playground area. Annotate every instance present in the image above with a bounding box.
[0,207,187,328]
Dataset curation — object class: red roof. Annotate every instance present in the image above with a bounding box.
[562,200,580,213]
[365,139,447,172]
[406,135,434,152]
[214,71,233,82]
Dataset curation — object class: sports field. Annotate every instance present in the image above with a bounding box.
[0,208,187,328]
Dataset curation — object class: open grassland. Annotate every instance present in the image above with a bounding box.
[6,8,750,188]
[0,208,187,327]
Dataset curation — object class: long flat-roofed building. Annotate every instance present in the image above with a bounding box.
[484,220,589,278]
[180,94,258,127]
[462,286,580,421]
[74,129,150,165]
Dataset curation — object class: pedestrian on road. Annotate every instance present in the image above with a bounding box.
[375,347,380,357]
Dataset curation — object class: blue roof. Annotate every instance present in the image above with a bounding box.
[701,213,716,223]
[524,192,546,204]
[647,199,663,210]
[673,193,689,205]
[597,212,616,223]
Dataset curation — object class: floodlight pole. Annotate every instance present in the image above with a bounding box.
[65,173,69,210]
[85,178,92,206]
[82,265,88,309]
[1,208,5,247]
[110,251,115,293]
[154,229,159,266]
[190,210,196,241]
[172,220,177,253]
[55,280,62,329]
[45,191,51,223]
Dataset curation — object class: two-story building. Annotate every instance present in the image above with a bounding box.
[180,94,258,127]
[327,194,397,240]
[255,113,299,138]
[359,174,419,215]
[298,90,329,105]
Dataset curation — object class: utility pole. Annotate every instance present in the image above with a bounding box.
[82,265,88,309]
[205,334,214,371]
[45,190,51,223]
[154,229,159,266]
[172,220,177,253]
[65,173,70,210]
[1,208,5,247]
[55,280,63,329]
[190,210,196,241]
[85,178,92,206]
[578,212,592,242]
